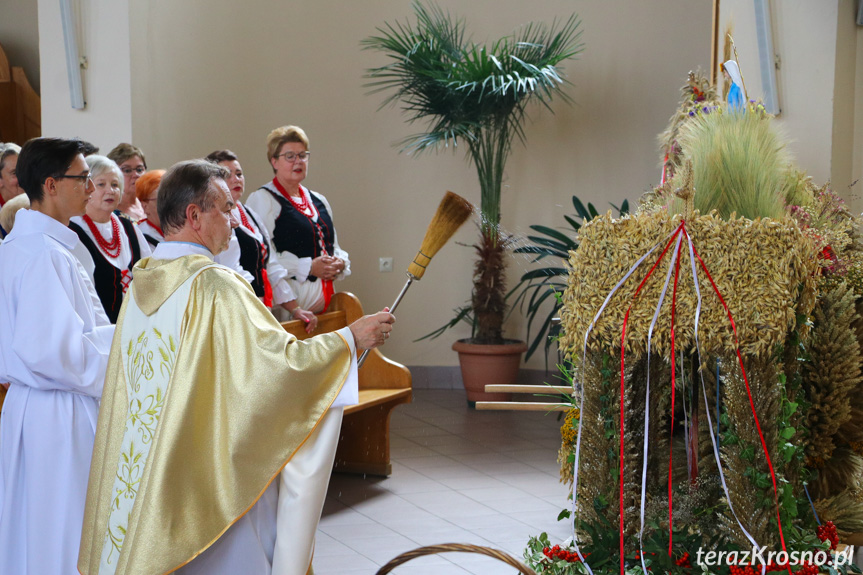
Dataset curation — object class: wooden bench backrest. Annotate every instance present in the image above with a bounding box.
[281,292,411,391]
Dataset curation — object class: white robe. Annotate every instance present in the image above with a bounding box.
[149,242,358,575]
[0,209,114,575]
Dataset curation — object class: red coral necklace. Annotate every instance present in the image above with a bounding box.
[237,203,257,234]
[83,214,122,258]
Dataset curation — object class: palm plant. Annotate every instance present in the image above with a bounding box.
[512,196,629,365]
[363,1,583,344]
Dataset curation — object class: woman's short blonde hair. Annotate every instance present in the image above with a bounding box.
[0,193,30,234]
[266,126,310,168]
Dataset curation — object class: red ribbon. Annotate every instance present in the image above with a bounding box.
[668,238,683,556]
[685,227,792,575]
[619,222,685,574]
[616,222,789,575]
[261,267,274,308]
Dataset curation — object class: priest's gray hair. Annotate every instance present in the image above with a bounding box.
[157,159,229,235]
[84,155,124,193]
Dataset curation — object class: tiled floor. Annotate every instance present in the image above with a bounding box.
[314,389,571,574]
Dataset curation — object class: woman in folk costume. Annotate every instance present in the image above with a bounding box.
[205,150,317,332]
[107,143,147,221]
[246,125,350,315]
[69,155,152,323]
[135,169,166,249]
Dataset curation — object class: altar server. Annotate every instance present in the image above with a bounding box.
[0,138,114,575]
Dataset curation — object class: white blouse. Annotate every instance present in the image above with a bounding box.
[233,202,296,305]
[69,214,153,284]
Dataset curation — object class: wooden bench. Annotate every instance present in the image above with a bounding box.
[281,291,412,477]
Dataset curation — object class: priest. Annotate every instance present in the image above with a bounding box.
[0,137,114,574]
[78,159,395,574]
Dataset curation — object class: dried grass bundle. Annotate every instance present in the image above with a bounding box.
[657,71,720,179]
[559,210,817,361]
[815,488,863,537]
[407,191,474,279]
[811,447,863,501]
[718,355,781,548]
[668,110,794,220]
[802,281,862,468]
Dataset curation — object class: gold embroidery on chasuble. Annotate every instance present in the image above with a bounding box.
[97,266,211,575]
[79,255,352,575]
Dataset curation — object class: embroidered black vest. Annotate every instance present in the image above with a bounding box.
[235,209,269,298]
[263,186,335,281]
[69,218,142,324]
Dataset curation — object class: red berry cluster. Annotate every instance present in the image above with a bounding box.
[817,521,839,550]
[542,545,583,563]
[729,561,818,575]
[794,563,819,575]
[675,551,692,568]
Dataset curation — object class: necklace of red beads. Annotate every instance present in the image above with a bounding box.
[287,187,315,217]
[83,214,122,258]
[237,203,258,235]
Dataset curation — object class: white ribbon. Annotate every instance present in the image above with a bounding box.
[571,224,682,573]
[637,232,683,575]
[686,232,764,574]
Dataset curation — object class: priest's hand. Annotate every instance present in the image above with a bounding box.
[349,307,395,351]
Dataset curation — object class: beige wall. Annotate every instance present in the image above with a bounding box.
[38,0,133,149]
[718,0,863,209]
[0,0,40,93]
[122,0,713,368]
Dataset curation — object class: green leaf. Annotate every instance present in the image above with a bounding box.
[529,224,576,246]
[780,426,796,439]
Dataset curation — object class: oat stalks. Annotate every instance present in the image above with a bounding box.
[802,281,862,470]
[718,355,781,548]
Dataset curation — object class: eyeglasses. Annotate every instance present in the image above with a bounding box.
[121,166,146,175]
[276,151,311,163]
[54,173,92,184]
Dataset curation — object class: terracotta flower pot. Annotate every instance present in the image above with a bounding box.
[452,339,527,407]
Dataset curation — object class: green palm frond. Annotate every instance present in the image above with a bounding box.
[364,1,582,343]
[363,1,582,160]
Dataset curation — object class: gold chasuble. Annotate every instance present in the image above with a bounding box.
[78,254,351,575]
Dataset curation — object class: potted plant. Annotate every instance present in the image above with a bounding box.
[512,196,629,369]
[364,1,583,404]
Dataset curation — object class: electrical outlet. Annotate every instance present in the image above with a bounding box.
[379,257,393,273]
